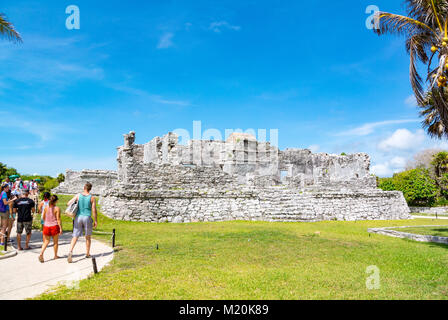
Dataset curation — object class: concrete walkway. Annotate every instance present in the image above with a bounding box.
[413,215,448,220]
[0,225,114,300]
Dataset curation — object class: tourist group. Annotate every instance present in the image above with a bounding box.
[0,179,98,263]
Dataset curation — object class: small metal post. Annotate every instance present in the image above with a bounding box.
[156,243,159,250]
[112,229,116,248]
[92,257,98,274]
[4,235,7,252]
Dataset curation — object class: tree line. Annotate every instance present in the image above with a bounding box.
[378,150,448,207]
[0,162,64,195]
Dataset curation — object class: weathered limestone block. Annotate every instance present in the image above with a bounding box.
[52,169,117,196]
[57,131,412,223]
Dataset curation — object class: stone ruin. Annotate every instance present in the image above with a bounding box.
[52,169,117,196]
[54,131,411,222]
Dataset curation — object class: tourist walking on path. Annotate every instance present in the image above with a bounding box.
[13,189,35,250]
[39,195,62,263]
[0,185,15,246]
[67,182,98,263]
[38,192,51,230]
[2,177,13,190]
[6,187,17,244]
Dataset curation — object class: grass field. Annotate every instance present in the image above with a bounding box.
[395,226,448,237]
[35,195,448,300]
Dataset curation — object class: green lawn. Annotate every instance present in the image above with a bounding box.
[35,196,448,300]
[395,226,448,237]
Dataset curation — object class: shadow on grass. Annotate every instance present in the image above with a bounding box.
[401,237,448,250]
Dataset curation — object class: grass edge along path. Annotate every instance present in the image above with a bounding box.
[33,196,448,300]
[391,226,448,237]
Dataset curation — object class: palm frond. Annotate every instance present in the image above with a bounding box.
[420,91,448,138]
[0,13,22,43]
[375,12,437,37]
[405,0,448,30]
[408,35,428,105]
[429,86,448,138]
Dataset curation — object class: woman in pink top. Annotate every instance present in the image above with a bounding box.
[38,195,63,263]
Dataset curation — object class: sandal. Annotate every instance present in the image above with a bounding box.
[67,252,73,263]
[38,255,44,263]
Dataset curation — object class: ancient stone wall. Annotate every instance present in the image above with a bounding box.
[101,188,409,223]
[52,169,117,196]
[125,132,377,189]
[99,131,411,223]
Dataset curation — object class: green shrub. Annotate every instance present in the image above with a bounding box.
[378,169,438,206]
[42,179,59,194]
[57,173,65,183]
[394,168,438,206]
[378,178,396,191]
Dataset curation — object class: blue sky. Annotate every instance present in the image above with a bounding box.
[0,0,444,177]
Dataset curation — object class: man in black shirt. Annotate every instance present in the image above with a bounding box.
[13,189,35,250]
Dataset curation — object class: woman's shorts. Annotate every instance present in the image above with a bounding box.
[73,215,93,237]
[43,225,60,236]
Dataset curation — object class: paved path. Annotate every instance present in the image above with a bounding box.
[0,226,114,300]
[413,215,448,220]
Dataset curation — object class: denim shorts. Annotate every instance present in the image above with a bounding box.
[73,215,93,237]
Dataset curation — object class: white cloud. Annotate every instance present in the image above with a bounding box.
[106,83,191,106]
[0,111,71,144]
[1,154,116,177]
[371,163,393,177]
[405,95,417,107]
[389,156,406,168]
[337,119,420,136]
[371,157,406,177]
[378,129,425,151]
[308,145,320,153]
[209,21,241,33]
[157,32,174,49]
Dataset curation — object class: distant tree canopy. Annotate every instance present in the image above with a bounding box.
[379,151,448,207]
[0,162,62,195]
[0,162,18,181]
[406,149,443,170]
[57,173,65,183]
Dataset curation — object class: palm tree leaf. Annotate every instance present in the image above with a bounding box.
[408,36,427,106]
[0,13,22,43]
[430,87,448,138]
[375,12,437,37]
[405,0,448,31]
